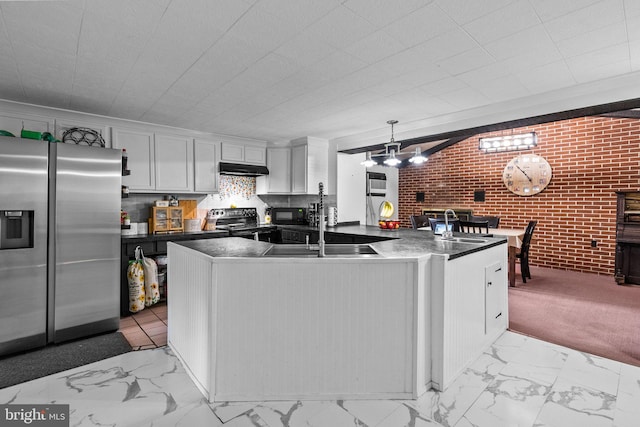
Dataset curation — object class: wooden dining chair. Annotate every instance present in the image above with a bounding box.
[409,215,430,229]
[471,215,501,228]
[459,220,490,234]
[516,220,537,283]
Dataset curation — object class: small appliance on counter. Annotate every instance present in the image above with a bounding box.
[271,207,307,225]
[328,206,337,226]
[308,203,328,227]
[167,195,179,206]
[184,218,202,232]
[205,211,218,231]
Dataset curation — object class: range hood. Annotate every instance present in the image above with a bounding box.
[219,162,269,176]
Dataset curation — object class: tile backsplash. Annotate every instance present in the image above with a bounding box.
[218,175,256,200]
[121,193,336,225]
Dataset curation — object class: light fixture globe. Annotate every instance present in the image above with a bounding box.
[408,147,427,164]
[361,151,378,167]
[479,132,537,153]
[383,150,401,166]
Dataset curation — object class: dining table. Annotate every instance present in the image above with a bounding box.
[416,226,526,287]
[491,228,526,287]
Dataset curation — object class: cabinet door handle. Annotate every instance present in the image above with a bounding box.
[495,312,502,319]
[495,267,502,272]
[487,281,492,286]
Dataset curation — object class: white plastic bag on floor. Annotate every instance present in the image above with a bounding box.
[127,246,145,313]
[140,247,160,307]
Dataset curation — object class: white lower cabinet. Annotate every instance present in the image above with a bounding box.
[431,245,508,390]
[194,139,219,193]
[485,261,506,335]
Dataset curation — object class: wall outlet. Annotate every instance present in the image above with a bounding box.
[591,240,597,248]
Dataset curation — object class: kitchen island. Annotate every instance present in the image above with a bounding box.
[167,228,508,402]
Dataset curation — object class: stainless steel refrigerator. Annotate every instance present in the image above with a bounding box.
[0,136,121,357]
[365,166,399,226]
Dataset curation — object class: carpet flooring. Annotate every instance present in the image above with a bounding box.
[0,332,132,389]
[509,266,640,367]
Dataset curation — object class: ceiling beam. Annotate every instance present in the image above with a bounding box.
[340,97,640,156]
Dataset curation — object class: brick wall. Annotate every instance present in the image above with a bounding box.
[399,117,640,275]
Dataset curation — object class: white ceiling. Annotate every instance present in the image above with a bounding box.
[1,0,640,149]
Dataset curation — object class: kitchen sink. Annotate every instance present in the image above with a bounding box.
[262,244,379,257]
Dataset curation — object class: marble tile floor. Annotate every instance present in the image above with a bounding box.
[118,302,168,350]
[2,331,639,427]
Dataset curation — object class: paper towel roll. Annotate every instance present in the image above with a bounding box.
[328,207,337,226]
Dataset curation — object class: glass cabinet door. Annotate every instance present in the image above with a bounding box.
[170,207,183,230]
[154,207,168,231]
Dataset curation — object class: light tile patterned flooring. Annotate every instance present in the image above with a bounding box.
[2,331,639,426]
[118,302,167,350]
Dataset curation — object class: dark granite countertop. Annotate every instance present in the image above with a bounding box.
[173,225,507,261]
[171,237,273,258]
[121,229,228,244]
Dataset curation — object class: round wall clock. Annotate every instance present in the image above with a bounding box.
[502,154,552,196]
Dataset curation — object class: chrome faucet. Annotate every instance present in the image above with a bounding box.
[318,182,325,257]
[442,209,457,240]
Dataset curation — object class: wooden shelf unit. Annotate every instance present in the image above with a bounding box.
[149,206,184,233]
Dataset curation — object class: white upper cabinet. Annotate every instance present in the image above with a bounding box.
[194,139,219,193]
[113,128,155,191]
[154,134,194,192]
[291,144,307,194]
[258,147,291,194]
[0,112,53,137]
[221,141,266,165]
[221,143,243,162]
[291,137,329,195]
[258,138,329,195]
[113,128,195,193]
[244,145,266,165]
[55,119,111,147]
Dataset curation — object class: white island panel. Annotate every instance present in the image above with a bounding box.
[213,258,422,401]
[167,247,215,398]
[431,244,508,390]
[168,235,508,402]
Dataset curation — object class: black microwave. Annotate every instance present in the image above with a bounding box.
[271,207,307,225]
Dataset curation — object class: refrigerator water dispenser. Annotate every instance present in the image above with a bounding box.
[0,210,34,249]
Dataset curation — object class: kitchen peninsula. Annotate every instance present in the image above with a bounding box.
[167,227,508,402]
